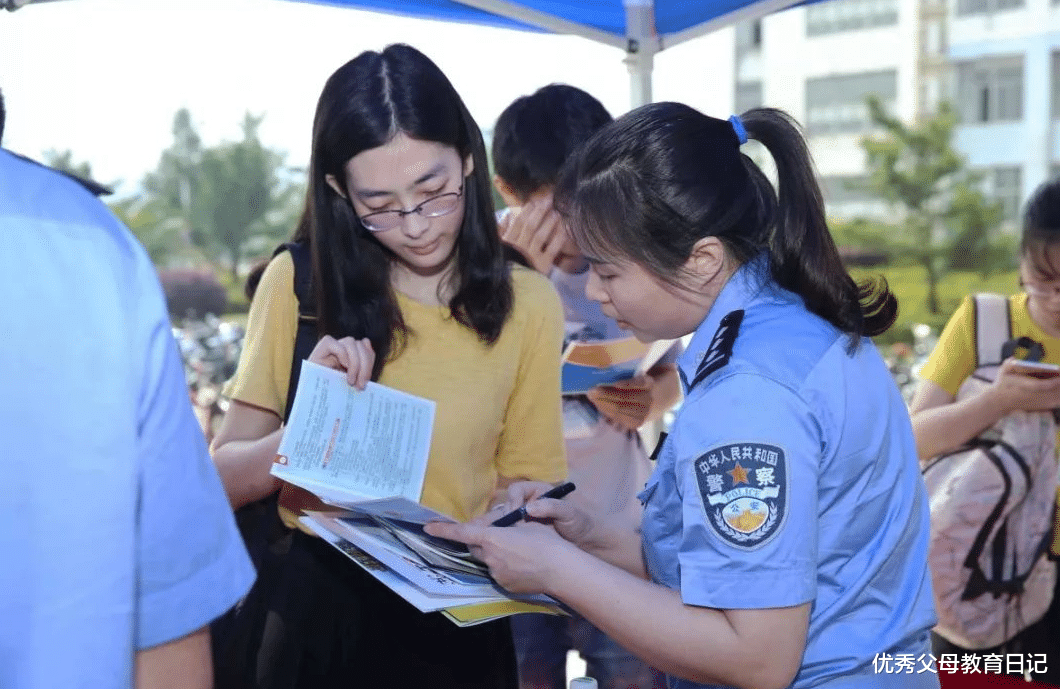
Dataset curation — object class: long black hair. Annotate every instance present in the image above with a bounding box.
[300,44,513,379]
[555,102,897,345]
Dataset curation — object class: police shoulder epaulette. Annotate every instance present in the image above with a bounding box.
[690,309,744,390]
[6,149,112,196]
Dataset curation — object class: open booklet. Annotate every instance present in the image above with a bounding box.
[562,336,678,395]
[271,360,435,508]
[271,360,566,625]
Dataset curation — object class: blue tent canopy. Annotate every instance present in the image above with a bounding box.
[285,0,808,106]
[288,0,793,38]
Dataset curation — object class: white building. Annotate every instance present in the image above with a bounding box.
[715,0,1060,222]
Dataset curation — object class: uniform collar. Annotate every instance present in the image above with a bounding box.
[1,148,112,197]
[676,252,771,392]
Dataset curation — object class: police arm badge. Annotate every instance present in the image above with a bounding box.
[694,442,787,549]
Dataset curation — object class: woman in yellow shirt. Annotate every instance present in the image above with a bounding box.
[209,44,566,689]
[912,177,1060,683]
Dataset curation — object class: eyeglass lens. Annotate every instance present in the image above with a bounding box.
[361,192,460,231]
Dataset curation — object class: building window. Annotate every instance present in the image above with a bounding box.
[736,19,763,51]
[805,70,897,135]
[981,166,1022,221]
[820,175,870,203]
[957,57,1024,124]
[735,81,763,114]
[819,175,890,219]
[956,0,1024,15]
[1052,52,1060,119]
[806,0,898,36]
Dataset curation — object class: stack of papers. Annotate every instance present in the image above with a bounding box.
[272,361,566,626]
[302,509,564,627]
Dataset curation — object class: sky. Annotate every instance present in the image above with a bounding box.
[1,0,734,197]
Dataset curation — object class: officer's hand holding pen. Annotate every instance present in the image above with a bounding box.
[491,482,577,527]
[488,480,599,551]
[424,481,585,595]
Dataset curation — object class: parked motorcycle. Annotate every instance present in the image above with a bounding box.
[172,314,244,442]
[885,323,936,405]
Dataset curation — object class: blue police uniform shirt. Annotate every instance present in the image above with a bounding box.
[0,149,255,688]
[639,256,938,688]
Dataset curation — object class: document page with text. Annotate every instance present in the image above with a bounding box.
[271,360,436,506]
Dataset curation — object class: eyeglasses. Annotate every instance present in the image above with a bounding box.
[1020,278,1060,299]
[358,184,464,233]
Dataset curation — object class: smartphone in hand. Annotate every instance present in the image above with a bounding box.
[1012,360,1060,379]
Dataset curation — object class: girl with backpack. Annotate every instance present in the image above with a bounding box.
[209,44,567,688]
[912,177,1060,683]
[428,103,939,688]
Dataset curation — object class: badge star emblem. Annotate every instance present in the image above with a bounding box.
[728,462,750,486]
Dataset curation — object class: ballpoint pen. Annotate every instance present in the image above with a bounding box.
[491,481,576,527]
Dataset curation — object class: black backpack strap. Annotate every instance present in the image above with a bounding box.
[273,241,318,422]
[237,242,316,550]
[958,438,1049,600]
[960,440,1015,599]
[213,240,321,668]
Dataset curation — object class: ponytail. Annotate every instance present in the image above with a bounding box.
[557,102,896,347]
[740,108,896,343]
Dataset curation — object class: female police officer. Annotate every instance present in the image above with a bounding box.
[428,104,938,689]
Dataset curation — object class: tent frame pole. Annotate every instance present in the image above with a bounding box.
[454,0,806,109]
[623,0,656,108]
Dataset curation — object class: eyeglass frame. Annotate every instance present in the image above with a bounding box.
[1019,277,1060,299]
[356,183,464,233]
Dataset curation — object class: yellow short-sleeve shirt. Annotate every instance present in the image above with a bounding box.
[224,251,568,524]
[918,293,1060,395]
[918,292,1060,552]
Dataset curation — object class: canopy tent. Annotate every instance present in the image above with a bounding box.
[285,0,809,107]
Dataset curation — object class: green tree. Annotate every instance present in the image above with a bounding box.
[194,113,300,280]
[143,108,204,251]
[41,149,117,193]
[856,98,1009,314]
[109,196,203,269]
[42,149,94,180]
[946,181,1012,276]
[143,110,302,279]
